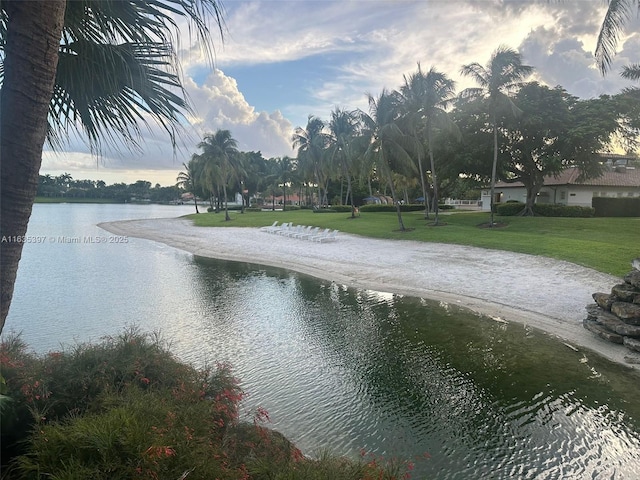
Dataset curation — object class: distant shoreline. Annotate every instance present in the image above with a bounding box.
[99,217,640,373]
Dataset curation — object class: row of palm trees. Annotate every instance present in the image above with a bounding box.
[291,46,533,230]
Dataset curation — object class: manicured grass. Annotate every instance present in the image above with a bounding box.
[189,209,639,277]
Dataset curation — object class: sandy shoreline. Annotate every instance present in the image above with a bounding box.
[99,217,640,371]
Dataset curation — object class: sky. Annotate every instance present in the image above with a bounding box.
[40,0,640,186]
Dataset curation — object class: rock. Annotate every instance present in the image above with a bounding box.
[625,269,640,289]
[623,336,640,353]
[592,293,614,310]
[583,318,624,344]
[611,284,640,303]
[611,302,640,325]
[632,258,640,271]
[592,307,640,337]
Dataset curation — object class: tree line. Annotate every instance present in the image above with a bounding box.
[184,46,638,230]
[36,174,182,203]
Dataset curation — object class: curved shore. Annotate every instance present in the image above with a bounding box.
[99,217,640,371]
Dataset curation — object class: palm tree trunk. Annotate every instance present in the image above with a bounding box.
[193,196,199,213]
[417,152,430,220]
[428,127,440,225]
[1,0,67,333]
[223,185,230,221]
[385,168,405,231]
[490,117,498,227]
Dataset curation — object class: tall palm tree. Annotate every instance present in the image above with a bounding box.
[360,90,417,231]
[595,0,639,74]
[400,65,457,225]
[460,46,533,226]
[198,130,241,221]
[328,108,361,217]
[0,0,225,333]
[176,160,201,214]
[292,116,328,207]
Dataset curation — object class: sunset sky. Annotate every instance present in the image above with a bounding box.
[40,0,639,186]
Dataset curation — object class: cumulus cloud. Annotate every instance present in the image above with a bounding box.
[185,69,294,157]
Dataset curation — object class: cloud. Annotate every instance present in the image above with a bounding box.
[185,69,294,157]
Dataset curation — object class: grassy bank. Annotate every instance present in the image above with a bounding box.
[0,330,409,480]
[189,210,638,277]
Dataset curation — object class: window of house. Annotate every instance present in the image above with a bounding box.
[593,192,599,197]
[617,192,624,197]
[629,192,635,197]
[560,191,566,200]
[600,192,607,197]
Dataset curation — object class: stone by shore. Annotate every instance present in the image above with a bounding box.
[99,217,640,372]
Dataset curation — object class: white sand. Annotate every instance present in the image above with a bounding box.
[99,217,640,371]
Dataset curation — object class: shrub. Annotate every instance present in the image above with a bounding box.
[312,208,337,213]
[330,205,355,213]
[496,202,525,216]
[359,204,424,213]
[533,204,595,217]
[245,207,262,212]
[1,330,407,480]
[438,204,455,210]
[592,197,640,217]
[283,205,300,211]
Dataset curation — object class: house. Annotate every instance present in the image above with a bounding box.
[480,154,640,210]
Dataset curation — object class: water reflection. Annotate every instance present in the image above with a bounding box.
[189,257,640,478]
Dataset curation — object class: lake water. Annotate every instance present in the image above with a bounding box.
[4,204,640,478]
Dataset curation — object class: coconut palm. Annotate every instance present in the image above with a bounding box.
[176,160,202,214]
[198,130,241,221]
[595,0,639,74]
[360,90,417,231]
[0,0,225,332]
[460,46,533,226]
[292,116,329,207]
[328,108,361,217]
[400,65,457,225]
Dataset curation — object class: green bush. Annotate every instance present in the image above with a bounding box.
[245,207,262,212]
[438,204,455,210]
[330,205,355,213]
[533,204,595,217]
[592,197,640,217]
[1,330,407,479]
[359,203,424,212]
[283,205,300,211]
[496,202,525,216]
[312,208,337,213]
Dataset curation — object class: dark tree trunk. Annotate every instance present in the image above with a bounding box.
[194,197,199,213]
[489,117,499,227]
[1,0,67,333]
[522,184,542,216]
[428,127,440,226]
[385,168,406,231]
[223,185,230,221]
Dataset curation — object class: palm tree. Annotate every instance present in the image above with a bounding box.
[360,90,417,231]
[595,0,639,74]
[0,0,225,333]
[460,46,533,226]
[292,116,328,207]
[328,108,361,217]
[198,130,241,221]
[176,161,201,213]
[400,65,457,225]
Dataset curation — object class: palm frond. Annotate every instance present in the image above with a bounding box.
[595,0,637,74]
[622,63,640,81]
[48,40,188,154]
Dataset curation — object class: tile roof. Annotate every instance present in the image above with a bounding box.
[497,167,640,188]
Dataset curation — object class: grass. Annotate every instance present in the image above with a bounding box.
[1,329,410,480]
[189,209,639,277]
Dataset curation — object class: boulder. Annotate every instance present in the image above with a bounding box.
[623,336,640,353]
[591,307,640,337]
[611,302,640,325]
[583,318,624,344]
[592,292,614,310]
[611,283,640,303]
[624,269,640,289]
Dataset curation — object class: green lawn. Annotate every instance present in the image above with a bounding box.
[188,209,639,277]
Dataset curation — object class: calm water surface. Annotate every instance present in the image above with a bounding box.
[5,204,640,478]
